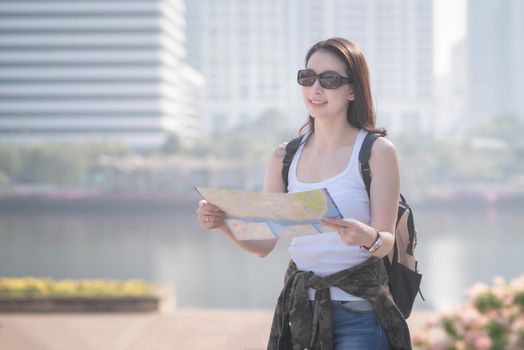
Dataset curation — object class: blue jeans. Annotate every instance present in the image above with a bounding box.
[331,300,390,350]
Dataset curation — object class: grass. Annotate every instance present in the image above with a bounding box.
[0,277,155,299]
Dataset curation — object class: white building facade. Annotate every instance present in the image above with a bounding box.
[467,0,524,123]
[186,0,434,136]
[186,0,291,133]
[0,0,204,149]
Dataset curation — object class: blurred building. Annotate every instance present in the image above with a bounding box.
[434,39,467,140]
[185,0,291,134]
[467,0,524,123]
[185,0,434,136]
[0,0,204,149]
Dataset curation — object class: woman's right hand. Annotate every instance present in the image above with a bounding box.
[196,200,227,230]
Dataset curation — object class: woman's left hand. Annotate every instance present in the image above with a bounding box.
[321,218,376,247]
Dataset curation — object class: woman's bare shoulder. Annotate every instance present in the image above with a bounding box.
[264,142,288,192]
[370,136,397,158]
[369,136,399,173]
[273,141,288,159]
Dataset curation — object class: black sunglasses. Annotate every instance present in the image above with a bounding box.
[297,69,353,89]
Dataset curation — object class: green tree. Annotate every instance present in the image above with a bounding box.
[470,114,522,142]
[161,133,182,155]
[0,144,21,183]
[11,142,127,187]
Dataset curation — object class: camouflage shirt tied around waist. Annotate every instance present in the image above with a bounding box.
[267,257,412,350]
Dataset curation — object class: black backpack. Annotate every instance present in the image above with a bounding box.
[282,132,424,318]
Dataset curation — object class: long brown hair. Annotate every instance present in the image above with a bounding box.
[299,37,386,136]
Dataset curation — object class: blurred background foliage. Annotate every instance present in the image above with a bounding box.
[0,114,522,194]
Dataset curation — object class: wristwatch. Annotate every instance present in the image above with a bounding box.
[364,229,383,253]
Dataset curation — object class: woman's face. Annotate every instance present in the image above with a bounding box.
[302,50,355,122]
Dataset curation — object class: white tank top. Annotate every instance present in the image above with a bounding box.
[287,128,371,301]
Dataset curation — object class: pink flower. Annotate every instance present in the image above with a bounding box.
[466,282,489,300]
[491,285,507,300]
[473,332,492,350]
[493,276,506,287]
[429,341,447,350]
[502,292,513,306]
[511,318,524,331]
[508,329,524,350]
[426,327,450,349]
[510,276,524,290]
[412,332,427,344]
[454,340,466,350]
[459,306,481,326]
[472,313,489,328]
[421,275,524,349]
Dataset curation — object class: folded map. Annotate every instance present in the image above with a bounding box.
[195,187,342,240]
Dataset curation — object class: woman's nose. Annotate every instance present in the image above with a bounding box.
[311,78,323,91]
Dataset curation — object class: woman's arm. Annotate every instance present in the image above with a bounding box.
[197,144,287,257]
[365,136,400,258]
[321,136,400,259]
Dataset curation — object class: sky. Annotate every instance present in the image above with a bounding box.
[433,0,466,77]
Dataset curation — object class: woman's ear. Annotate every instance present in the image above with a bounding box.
[348,87,356,101]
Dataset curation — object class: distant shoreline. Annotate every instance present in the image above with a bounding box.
[0,188,523,213]
[0,190,201,212]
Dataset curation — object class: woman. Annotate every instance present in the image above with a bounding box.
[197,38,411,350]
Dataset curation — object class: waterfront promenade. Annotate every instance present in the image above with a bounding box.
[0,309,433,349]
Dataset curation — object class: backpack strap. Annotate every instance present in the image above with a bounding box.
[282,135,305,193]
[358,132,400,268]
[360,133,426,304]
[358,132,382,200]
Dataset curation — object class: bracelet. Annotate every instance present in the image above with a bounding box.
[367,230,383,253]
[362,229,383,254]
[363,229,380,250]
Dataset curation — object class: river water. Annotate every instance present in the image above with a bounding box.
[0,201,522,311]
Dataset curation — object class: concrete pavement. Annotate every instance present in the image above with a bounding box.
[0,309,435,350]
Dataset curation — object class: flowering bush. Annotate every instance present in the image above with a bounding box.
[0,277,154,298]
[414,275,524,350]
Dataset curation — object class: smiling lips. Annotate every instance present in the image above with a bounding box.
[309,99,327,106]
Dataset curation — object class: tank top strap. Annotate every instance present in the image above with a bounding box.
[288,129,367,189]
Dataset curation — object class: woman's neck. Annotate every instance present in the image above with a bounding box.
[308,118,360,152]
